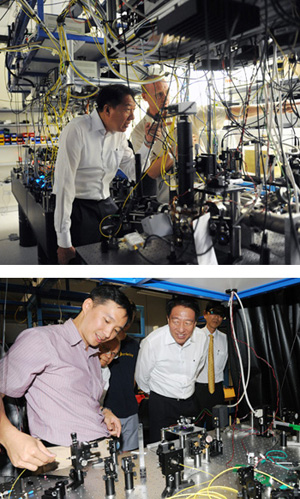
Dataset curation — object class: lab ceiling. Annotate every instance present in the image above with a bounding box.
[0,277,299,321]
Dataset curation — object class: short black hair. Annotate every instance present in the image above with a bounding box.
[166,296,200,321]
[204,301,226,317]
[96,84,136,111]
[89,285,133,325]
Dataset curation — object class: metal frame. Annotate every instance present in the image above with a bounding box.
[26,304,81,328]
[6,0,105,91]
[237,278,300,299]
[128,305,145,338]
[97,278,300,302]
[2,279,300,330]
[26,303,146,336]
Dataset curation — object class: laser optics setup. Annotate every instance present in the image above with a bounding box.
[2,0,300,264]
[2,412,300,499]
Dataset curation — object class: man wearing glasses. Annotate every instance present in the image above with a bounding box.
[98,337,121,406]
[194,301,228,430]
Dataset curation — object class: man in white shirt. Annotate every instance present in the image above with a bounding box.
[194,301,228,430]
[135,296,208,443]
[53,84,160,264]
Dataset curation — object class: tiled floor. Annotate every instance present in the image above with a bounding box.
[0,208,38,265]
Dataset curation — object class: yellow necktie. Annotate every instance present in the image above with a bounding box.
[208,334,215,394]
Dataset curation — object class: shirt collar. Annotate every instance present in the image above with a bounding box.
[204,326,218,336]
[91,108,106,135]
[62,318,83,346]
[66,319,97,356]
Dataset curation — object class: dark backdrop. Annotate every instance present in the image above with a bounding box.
[227,284,300,418]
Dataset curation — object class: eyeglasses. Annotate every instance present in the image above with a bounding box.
[99,349,119,359]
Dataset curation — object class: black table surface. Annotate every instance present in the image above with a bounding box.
[76,237,198,265]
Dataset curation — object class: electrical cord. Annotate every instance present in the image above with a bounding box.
[196,243,214,257]
[228,291,254,413]
[4,0,300,271]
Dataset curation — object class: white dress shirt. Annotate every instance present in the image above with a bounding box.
[135,324,208,399]
[196,326,228,384]
[53,109,150,247]
[101,366,111,391]
[100,366,111,406]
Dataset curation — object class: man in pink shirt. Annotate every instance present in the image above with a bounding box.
[0,285,133,472]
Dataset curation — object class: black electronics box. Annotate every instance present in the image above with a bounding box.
[212,405,229,428]
[157,0,260,42]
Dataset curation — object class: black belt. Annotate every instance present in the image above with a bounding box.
[196,381,223,386]
[41,436,107,448]
[74,197,107,204]
[151,391,194,403]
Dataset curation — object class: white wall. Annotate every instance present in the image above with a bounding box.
[0,164,17,213]
[0,53,20,211]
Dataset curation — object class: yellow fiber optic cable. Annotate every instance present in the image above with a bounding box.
[253,468,293,489]
[8,468,26,499]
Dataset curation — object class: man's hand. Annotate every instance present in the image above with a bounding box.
[144,122,162,147]
[3,427,56,471]
[103,408,121,437]
[57,246,76,265]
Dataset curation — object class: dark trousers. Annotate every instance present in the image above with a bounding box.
[148,391,197,443]
[194,381,225,430]
[70,197,118,247]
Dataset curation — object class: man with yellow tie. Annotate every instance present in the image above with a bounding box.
[194,302,228,430]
